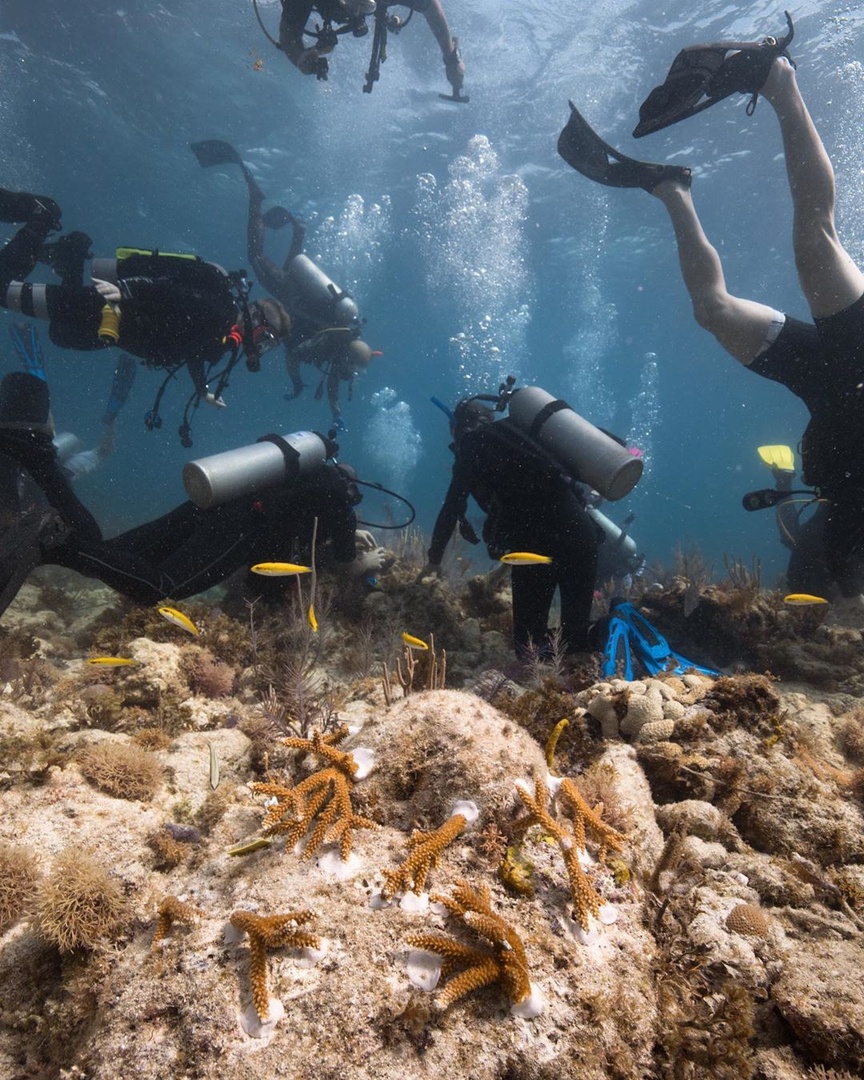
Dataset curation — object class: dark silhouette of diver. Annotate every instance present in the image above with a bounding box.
[0,186,289,424]
[558,13,864,624]
[423,399,603,659]
[191,140,380,426]
[0,372,387,615]
[268,0,465,97]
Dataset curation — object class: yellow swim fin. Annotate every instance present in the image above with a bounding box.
[757,445,795,473]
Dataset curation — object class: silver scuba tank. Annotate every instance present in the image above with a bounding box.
[507,386,642,501]
[585,506,638,560]
[284,254,359,329]
[182,430,329,509]
[52,431,83,463]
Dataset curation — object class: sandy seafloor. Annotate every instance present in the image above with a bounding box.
[1,554,863,1080]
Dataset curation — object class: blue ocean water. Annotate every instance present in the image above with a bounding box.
[2,0,863,584]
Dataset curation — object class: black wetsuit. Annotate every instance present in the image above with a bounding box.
[750,296,864,596]
[0,218,239,399]
[428,418,600,656]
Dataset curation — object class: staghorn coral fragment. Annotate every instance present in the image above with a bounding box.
[406,878,537,1014]
[152,894,204,950]
[230,909,321,1022]
[281,726,357,777]
[381,811,469,900]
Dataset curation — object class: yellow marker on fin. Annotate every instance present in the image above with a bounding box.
[307,604,318,633]
[158,606,199,636]
[87,656,136,667]
[250,561,312,576]
[401,632,429,650]
[784,593,829,606]
[758,445,795,472]
[499,552,553,566]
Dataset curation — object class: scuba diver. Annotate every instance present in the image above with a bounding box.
[8,322,137,482]
[190,140,379,427]
[421,380,643,659]
[557,13,864,625]
[262,0,465,98]
[0,371,388,615]
[746,445,836,601]
[0,186,290,444]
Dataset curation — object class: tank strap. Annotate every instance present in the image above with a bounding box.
[257,433,303,481]
[526,398,569,440]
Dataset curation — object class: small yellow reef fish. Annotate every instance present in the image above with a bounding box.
[307,604,318,633]
[499,552,553,566]
[226,837,273,857]
[401,632,429,651]
[784,593,829,606]
[87,656,136,667]
[158,606,200,636]
[250,561,312,576]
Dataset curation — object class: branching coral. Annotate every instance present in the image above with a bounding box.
[152,894,204,949]
[514,772,626,932]
[229,909,321,1021]
[251,726,377,861]
[382,805,473,900]
[406,879,538,1014]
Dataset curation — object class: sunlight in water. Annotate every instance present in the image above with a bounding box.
[363,386,422,491]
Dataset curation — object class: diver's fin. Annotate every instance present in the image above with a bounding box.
[633,11,795,138]
[601,615,633,680]
[9,323,46,381]
[262,206,294,230]
[103,353,138,426]
[611,600,720,678]
[757,444,795,474]
[189,140,265,201]
[558,103,692,193]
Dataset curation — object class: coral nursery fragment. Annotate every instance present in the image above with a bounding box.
[230,909,321,1021]
[382,812,468,899]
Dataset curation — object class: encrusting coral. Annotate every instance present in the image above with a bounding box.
[229,909,321,1021]
[152,895,204,950]
[406,878,538,1014]
[252,726,377,860]
[514,771,626,932]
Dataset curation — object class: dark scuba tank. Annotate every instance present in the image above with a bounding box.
[182,430,330,509]
[507,386,642,501]
[284,254,359,329]
[585,506,638,560]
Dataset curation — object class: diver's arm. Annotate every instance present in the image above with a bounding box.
[418,0,464,90]
[283,215,306,269]
[326,365,342,419]
[247,191,289,299]
[279,0,331,75]
[285,347,305,398]
[427,468,470,565]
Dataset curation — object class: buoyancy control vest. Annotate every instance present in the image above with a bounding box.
[90,248,239,368]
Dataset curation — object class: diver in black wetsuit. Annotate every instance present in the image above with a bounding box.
[0,372,387,615]
[0,187,289,411]
[422,399,601,658]
[276,0,464,95]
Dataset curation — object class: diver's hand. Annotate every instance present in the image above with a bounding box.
[297,48,327,77]
[92,278,121,303]
[354,547,388,576]
[416,562,443,583]
[204,391,227,409]
[443,41,464,92]
[354,529,378,553]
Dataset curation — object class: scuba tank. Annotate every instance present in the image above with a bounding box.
[182,430,332,509]
[585,506,638,561]
[52,432,83,464]
[507,386,642,501]
[284,254,359,329]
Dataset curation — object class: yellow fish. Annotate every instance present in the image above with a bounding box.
[158,606,200,636]
[307,604,318,633]
[402,632,429,650]
[87,656,136,667]
[250,561,312,576]
[227,837,273,857]
[499,552,553,566]
[784,593,829,606]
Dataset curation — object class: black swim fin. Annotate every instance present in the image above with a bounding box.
[189,140,265,201]
[262,206,294,230]
[558,103,692,192]
[633,11,795,137]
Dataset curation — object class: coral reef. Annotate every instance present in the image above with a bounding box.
[228,908,321,1022]
[35,848,127,952]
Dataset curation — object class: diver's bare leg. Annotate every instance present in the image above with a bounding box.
[761,59,864,317]
[651,180,776,365]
